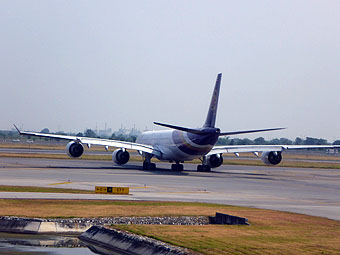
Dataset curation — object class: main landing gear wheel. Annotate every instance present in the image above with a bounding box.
[171,164,184,171]
[143,161,156,170]
[197,165,211,172]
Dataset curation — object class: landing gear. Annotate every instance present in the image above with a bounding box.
[171,163,184,171]
[142,154,156,170]
[197,156,212,172]
[143,161,156,170]
[197,165,211,172]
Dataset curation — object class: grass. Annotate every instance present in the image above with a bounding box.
[0,199,339,254]
[0,185,93,194]
[3,142,340,160]
[0,152,145,162]
[0,199,232,218]
[221,158,340,169]
[2,142,340,169]
[115,224,340,255]
[0,142,106,151]
[2,151,340,169]
[0,152,115,160]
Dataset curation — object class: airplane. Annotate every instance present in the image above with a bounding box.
[14,73,339,171]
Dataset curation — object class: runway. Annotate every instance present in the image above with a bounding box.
[0,157,339,220]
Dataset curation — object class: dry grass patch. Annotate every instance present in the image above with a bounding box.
[3,142,340,162]
[0,152,111,160]
[222,159,340,169]
[115,213,340,255]
[2,143,340,169]
[0,152,143,162]
[2,152,340,169]
[0,185,93,194]
[0,143,109,151]
[0,143,66,150]
[233,152,340,161]
[0,200,235,218]
[3,143,340,162]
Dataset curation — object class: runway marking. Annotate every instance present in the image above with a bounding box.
[48,182,72,185]
[129,186,151,189]
[0,163,20,166]
[156,191,210,194]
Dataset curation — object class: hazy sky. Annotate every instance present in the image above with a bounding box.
[1,0,339,141]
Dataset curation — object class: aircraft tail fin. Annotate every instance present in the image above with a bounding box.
[204,73,222,128]
[13,124,21,134]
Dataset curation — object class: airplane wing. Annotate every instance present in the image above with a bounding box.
[14,125,157,155]
[208,144,340,155]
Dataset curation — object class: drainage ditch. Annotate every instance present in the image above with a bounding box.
[0,232,107,255]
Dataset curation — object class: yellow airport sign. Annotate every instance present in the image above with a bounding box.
[95,186,129,194]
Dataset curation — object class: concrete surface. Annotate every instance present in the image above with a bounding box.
[0,217,91,234]
[79,226,188,255]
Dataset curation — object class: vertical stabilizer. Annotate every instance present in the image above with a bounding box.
[203,73,222,128]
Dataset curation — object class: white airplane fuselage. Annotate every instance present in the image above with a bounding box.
[136,129,218,162]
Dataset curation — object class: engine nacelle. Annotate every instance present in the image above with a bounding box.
[112,149,130,165]
[205,154,223,168]
[261,151,282,165]
[66,141,84,158]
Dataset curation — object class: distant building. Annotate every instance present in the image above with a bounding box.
[98,128,112,137]
[113,125,142,137]
[129,127,141,137]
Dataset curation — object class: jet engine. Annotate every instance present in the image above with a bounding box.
[205,154,223,168]
[112,149,130,165]
[261,151,282,165]
[66,141,84,158]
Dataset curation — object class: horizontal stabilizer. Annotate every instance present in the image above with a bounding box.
[219,127,285,136]
[154,122,206,135]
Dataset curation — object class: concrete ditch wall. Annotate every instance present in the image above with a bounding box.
[0,217,91,234]
[0,217,191,254]
[79,226,189,255]
[0,216,209,234]
[209,212,249,225]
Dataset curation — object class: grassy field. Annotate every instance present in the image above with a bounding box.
[0,185,93,194]
[0,152,124,161]
[0,199,339,255]
[2,142,340,160]
[0,142,107,151]
[1,151,340,169]
[0,143,67,150]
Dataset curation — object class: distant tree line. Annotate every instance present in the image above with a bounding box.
[0,130,19,139]
[75,129,137,142]
[0,128,139,143]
